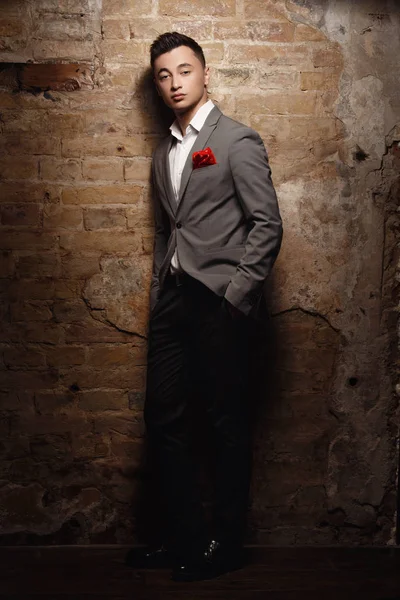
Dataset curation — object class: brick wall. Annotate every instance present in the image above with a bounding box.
[0,0,399,545]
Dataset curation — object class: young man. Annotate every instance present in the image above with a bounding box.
[127,32,282,581]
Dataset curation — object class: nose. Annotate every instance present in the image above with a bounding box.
[171,75,182,91]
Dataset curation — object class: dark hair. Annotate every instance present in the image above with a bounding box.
[150,32,206,69]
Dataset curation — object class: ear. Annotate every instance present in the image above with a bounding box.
[204,66,210,87]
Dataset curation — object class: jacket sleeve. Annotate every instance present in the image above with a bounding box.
[224,128,283,315]
[149,166,169,311]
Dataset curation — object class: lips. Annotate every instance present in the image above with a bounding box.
[172,94,185,100]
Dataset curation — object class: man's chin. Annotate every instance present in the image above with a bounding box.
[171,101,190,113]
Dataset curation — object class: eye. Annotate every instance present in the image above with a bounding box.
[181,70,191,75]
[159,73,169,81]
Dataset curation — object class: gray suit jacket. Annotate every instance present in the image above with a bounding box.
[150,105,283,316]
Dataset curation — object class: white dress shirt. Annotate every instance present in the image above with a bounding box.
[169,99,215,273]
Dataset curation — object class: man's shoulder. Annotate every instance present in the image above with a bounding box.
[217,112,261,141]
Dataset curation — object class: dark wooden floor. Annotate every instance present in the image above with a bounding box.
[0,545,399,599]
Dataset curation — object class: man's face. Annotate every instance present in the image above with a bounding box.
[153,45,209,114]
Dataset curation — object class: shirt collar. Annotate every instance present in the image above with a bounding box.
[170,99,215,142]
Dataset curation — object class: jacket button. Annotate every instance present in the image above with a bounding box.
[176,222,182,229]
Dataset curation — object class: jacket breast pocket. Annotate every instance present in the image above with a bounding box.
[191,163,220,176]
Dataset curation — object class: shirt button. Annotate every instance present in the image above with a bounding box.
[176,222,182,229]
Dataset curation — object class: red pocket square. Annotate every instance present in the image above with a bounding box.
[192,147,217,169]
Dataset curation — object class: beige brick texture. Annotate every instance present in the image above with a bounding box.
[1,0,397,552]
[159,0,235,17]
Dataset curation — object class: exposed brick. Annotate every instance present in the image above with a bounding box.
[62,185,141,205]
[300,71,339,91]
[214,20,295,42]
[0,0,392,549]
[313,139,339,160]
[202,42,224,64]
[1,111,46,135]
[102,19,131,40]
[170,20,213,40]
[128,390,145,410]
[0,250,15,278]
[236,92,317,116]
[87,345,130,367]
[313,47,343,68]
[0,232,58,251]
[101,40,149,64]
[30,434,72,460]
[5,279,55,301]
[0,135,60,156]
[93,412,144,436]
[4,346,46,369]
[59,231,140,253]
[257,70,299,90]
[60,365,145,389]
[62,135,154,158]
[34,0,91,13]
[109,433,144,458]
[33,40,95,62]
[101,63,137,88]
[102,0,152,16]
[132,19,164,41]
[0,157,38,180]
[0,88,52,109]
[227,44,311,67]
[1,204,41,227]
[54,280,84,300]
[61,252,101,279]
[11,301,53,323]
[159,0,235,17]
[71,433,109,459]
[0,19,24,37]
[45,346,86,367]
[124,158,152,182]
[40,157,82,182]
[19,63,93,93]
[45,113,85,136]
[64,321,132,343]
[83,207,126,230]
[0,183,61,205]
[43,205,83,231]
[83,108,157,135]
[141,232,154,255]
[244,0,289,19]
[16,412,89,437]
[82,158,124,181]
[295,24,327,42]
[16,253,61,278]
[34,391,75,414]
[213,67,253,88]
[0,0,25,16]
[36,14,91,42]
[251,116,338,146]
[126,204,154,229]
[53,299,90,324]
[0,369,58,390]
[0,390,33,412]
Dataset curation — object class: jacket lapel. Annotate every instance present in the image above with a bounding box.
[178,105,222,204]
[160,136,176,215]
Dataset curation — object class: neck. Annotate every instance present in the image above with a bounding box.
[175,94,208,136]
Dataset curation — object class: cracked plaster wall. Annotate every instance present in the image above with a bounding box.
[0,0,399,545]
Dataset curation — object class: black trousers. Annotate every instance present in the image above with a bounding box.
[144,274,251,553]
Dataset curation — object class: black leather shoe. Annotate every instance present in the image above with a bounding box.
[125,544,174,569]
[171,540,243,582]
